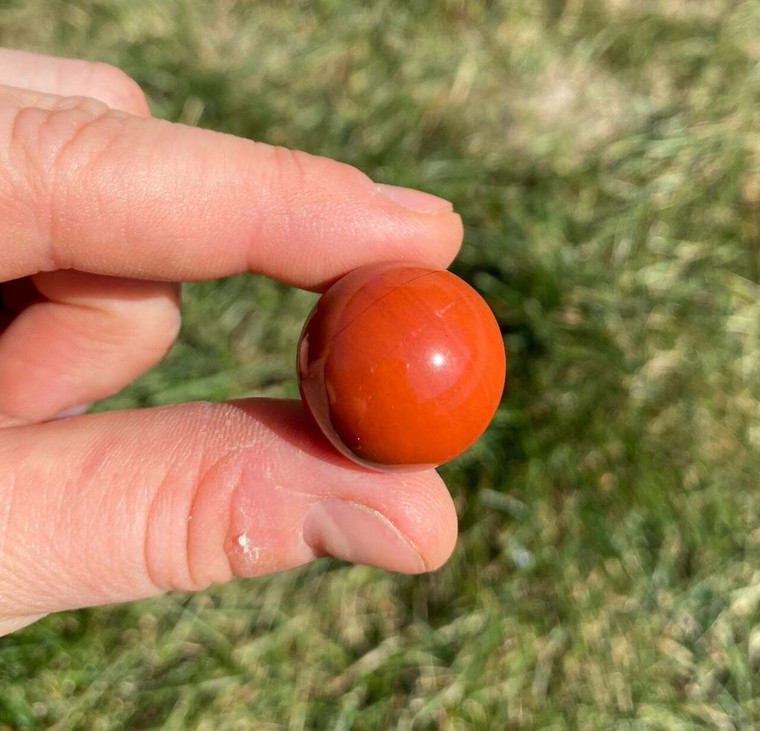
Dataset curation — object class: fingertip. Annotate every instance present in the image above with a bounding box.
[369,186,464,273]
[374,184,453,214]
[302,499,428,573]
[203,400,459,576]
[424,207,464,271]
[300,467,459,575]
[301,195,464,291]
[243,150,464,288]
[378,469,459,572]
[361,182,464,273]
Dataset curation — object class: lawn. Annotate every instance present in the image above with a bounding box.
[1,0,760,728]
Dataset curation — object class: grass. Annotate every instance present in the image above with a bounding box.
[1,0,760,727]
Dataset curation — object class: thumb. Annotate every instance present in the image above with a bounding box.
[0,400,457,634]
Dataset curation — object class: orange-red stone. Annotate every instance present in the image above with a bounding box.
[298,263,506,470]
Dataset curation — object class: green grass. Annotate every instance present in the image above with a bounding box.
[2,0,760,727]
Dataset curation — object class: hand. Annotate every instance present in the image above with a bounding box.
[0,49,463,636]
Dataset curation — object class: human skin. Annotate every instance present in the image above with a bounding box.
[0,48,462,636]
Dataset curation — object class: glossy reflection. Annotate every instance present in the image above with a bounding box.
[298,262,506,470]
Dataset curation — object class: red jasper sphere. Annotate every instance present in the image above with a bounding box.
[298,263,506,470]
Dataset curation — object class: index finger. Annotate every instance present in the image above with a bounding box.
[1,85,462,289]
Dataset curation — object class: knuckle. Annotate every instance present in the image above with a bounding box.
[147,403,254,592]
[269,144,314,191]
[269,145,364,187]
[9,97,133,268]
[266,144,371,205]
[10,94,124,178]
[248,142,371,207]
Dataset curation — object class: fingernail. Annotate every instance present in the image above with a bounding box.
[375,184,454,214]
[54,402,93,419]
[303,499,427,573]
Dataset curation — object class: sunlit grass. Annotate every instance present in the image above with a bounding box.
[1,0,760,727]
